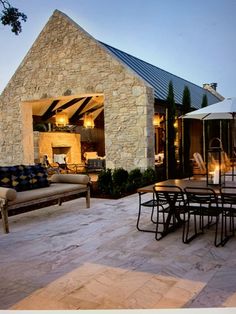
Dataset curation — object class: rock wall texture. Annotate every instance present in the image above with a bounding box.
[0,10,154,170]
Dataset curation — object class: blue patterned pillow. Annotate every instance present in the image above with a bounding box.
[11,165,32,192]
[0,166,13,188]
[28,164,50,189]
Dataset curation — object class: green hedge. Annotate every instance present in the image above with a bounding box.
[97,166,161,197]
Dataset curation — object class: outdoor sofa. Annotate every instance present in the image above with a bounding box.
[0,164,90,234]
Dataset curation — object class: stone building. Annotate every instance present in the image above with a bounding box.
[0,10,222,170]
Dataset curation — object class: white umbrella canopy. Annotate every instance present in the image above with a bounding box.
[183,97,236,120]
[181,97,236,157]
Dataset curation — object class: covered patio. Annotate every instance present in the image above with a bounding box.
[1,192,236,310]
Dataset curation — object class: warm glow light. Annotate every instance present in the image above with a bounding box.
[174,119,178,128]
[83,113,95,129]
[213,165,220,184]
[153,114,163,127]
[55,110,69,127]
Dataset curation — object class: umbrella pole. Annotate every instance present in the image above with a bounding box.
[233,113,236,181]
[165,108,168,179]
[228,121,230,156]
[220,120,222,146]
[182,117,184,174]
[203,120,205,161]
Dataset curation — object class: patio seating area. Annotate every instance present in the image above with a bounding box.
[1,190,236,310]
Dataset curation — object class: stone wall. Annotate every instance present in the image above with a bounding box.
[0,10,154,170]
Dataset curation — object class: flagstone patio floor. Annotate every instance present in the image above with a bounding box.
[1,192,236,310]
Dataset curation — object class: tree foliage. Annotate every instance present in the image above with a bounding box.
[201,94,208,108]
[0,0,27,35]
[182,86,191,175]
[201,93,208,160]
[166,81,177,178]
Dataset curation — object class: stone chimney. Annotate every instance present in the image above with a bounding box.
[203,83,224,101]
[210,82,217,90]
[203,83,217,91]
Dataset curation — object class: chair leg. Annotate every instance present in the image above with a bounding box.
[220,210,234,246]
[214,216,221,247]
[136,201,156,233]
[182,212,189,243]
[183,211,205,244]
[150,205,156,223]
[155,205,165,240]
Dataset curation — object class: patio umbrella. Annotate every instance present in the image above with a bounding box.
[183,97,236,120]
[181,97,236,160]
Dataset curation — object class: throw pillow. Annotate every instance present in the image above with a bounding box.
[11,165,32,192]
[0,166,13,188]
[29,164,50,189]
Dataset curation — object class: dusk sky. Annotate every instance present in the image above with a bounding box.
[0,0,235,98]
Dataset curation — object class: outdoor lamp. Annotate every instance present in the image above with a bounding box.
[153,114,163,128]
[173,118,178,129]
[83,113,95,129]
[206,138,224,186]
[55,110,69,127]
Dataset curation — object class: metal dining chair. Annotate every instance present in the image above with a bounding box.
[183,187,224,247]
[136,191,159,234]
[153,185,187,241]
[220,186,236,243]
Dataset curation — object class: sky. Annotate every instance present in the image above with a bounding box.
[0,0,235,97]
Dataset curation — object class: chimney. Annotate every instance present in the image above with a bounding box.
[203,83,224,101]
[210,83,217,91]
[203,83,217,91]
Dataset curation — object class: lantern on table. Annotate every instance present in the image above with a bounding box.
[206,138,224,186]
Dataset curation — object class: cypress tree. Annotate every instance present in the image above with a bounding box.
[166,81,176,178]
[201,94,208,161]
[182,86,191,175]
[201,94,208,108]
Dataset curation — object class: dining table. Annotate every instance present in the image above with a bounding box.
[136,178,223,240]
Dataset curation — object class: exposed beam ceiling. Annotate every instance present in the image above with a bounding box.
[70,97,92,123]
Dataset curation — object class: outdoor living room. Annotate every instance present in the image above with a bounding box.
[1,2,236,313]
[2,96,236,310]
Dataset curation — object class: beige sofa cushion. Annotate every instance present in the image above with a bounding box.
[8,183,88,206]
[50,174,89,185]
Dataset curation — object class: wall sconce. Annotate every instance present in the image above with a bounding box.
[55,110,69,127]
[153,114,163,128]
[83,113,95,129]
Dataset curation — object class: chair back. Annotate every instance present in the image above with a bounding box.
[220,187,236,205]
[153,185,185,207]
[221,152,232,172]
[193,152,206,173]
[184,187,218,207]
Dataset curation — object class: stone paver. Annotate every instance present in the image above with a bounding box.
[1,193,236,309]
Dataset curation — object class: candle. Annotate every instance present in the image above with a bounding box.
[213,166,219,184]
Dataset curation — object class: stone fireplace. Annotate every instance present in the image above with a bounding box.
[34,132,81,164]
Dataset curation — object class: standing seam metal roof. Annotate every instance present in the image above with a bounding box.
[100,42,220,109]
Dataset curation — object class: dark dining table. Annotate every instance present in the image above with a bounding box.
[138,178,216,194]
[137,178,221,240]
[137,178,236,243]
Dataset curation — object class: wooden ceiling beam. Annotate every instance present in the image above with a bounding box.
[76,104,103,120]
[41,99,60,121]
[70,96,93,123]
[56,97,85,111]
[41,97,85,121]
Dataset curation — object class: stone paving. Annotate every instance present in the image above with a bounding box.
[1,193,236,310]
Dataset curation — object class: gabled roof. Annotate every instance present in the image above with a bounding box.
[101,42,221,109]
